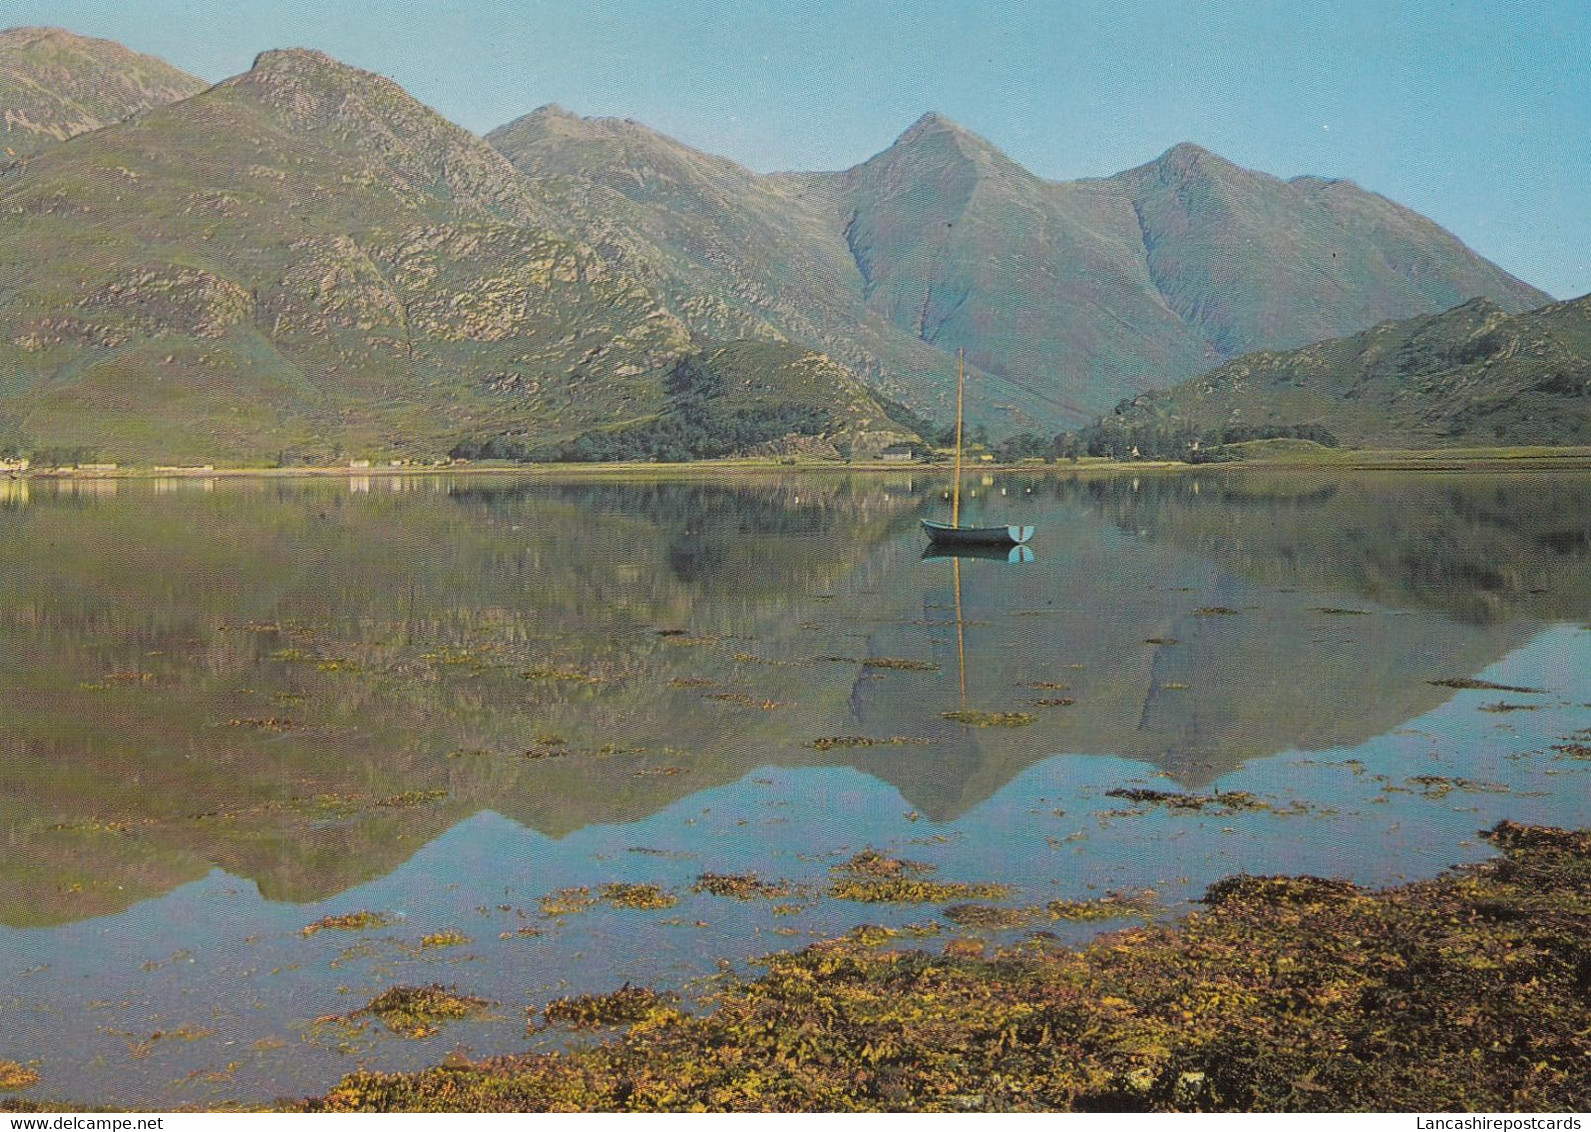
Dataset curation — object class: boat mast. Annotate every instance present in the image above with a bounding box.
[952,348,965,527]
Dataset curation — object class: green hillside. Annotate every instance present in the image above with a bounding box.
[1082,293,1591,455]
[0,26,207,162]
[0,48,698,464]
[0,48,939,465]
[460,340,919,462]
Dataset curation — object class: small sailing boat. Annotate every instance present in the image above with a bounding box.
[922,349,1035,547]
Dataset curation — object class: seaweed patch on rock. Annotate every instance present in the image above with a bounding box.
[1105,788,1268,813]
[354,985,492,1038]
[540,986,678,1031]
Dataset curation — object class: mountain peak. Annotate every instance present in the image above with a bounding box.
[895,111,975,146]
[529,103,575,121]
[249,46,379,82]
[492,103,595,142]
[1152,142,1231,177]
[1,25,117,50]
[885,111,1014,173]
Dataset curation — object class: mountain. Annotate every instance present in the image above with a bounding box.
[1085,292,1591,451]
[0,48,895,463]
[0,34,1556,462]
[493,107,1549,431]
[488,106,1047,430]
[0,26,207,161]
[830,120,1549,416]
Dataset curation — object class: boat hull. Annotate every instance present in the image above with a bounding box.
[921,519,1034,546]
[922,542,1035,563]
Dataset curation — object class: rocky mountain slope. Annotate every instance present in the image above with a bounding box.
[1087,293,1591,451]
[0,48,899,463]
[495,108,1549,430]
[0,26,207,162]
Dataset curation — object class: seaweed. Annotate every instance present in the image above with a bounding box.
[806,736,930,750]
[357,985,491,1038]
[0,1062,38,1092]
[943,903,1040,929]
[306,821,1591,1113]
[600,883,678,911]
[540,986,677,1030]
[1104,788,1267,812]
[1044,891,1158,921]
[704,692,788,709]
[832,849,934,879]
[1405,775,1512,798]
[1429,677,1545,694]
[302,911,392,936]
[419,930,470,949]
[692,873,791,901]
[940,710,1035,727]
[540,888,598,917]
[821,655,939,671]
[828,878,1012,904]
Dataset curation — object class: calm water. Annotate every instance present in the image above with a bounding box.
[1,470,1589,1107]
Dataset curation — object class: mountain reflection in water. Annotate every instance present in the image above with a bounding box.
[0,470,1587,927]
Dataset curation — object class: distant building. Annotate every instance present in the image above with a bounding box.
[0,457,28,473]
[349,459,371,469]
[880,443,915,462]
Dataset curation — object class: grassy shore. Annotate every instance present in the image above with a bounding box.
[15,442,1591,482]
[294,820,1591,1113]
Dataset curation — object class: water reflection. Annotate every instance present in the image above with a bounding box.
[0,471,1587,929]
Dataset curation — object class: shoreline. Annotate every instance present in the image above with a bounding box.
[11,444,1591,482]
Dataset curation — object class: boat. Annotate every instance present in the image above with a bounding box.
[921,519,1035,547]
[921,348,1035,547]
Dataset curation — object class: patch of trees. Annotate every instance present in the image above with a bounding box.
[876,396,937,443]
[1077,417,1337,461]
[452,356,837,464]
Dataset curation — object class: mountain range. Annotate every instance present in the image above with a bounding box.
[0,28,1557,463]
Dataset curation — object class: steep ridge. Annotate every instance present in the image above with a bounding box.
[1114,143,1549,358]
[835,114,1220,416]
[490,106,1058,431]
[0,26,207,161]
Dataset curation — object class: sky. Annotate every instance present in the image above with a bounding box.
[8,0,1588,298]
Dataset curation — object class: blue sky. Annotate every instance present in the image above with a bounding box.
[10,0,1587,297]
